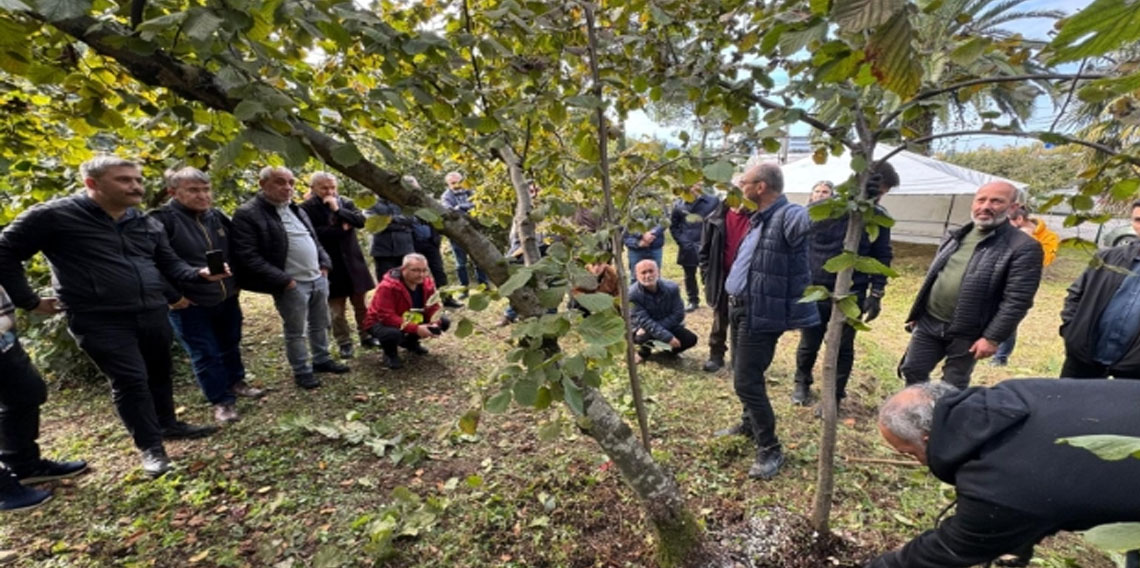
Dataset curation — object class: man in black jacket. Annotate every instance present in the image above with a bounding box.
[794,165,897,407]
[900,182,1042,388]
[1060,200,1140,379]
[628,259,698,363]
[0,156,222,478]
[151,167,262,425]
[670,184,719,312]
[868,379,1140,567]
[367,196,416,280]
[698,185,754,373]
[301,172,376,359]
[231,166,349,390]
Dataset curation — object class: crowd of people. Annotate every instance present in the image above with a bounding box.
[1,154,1138,567]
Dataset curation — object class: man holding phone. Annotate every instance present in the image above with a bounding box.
[0,156,223,479]
[150,167,263,426]
[363,253,450,369]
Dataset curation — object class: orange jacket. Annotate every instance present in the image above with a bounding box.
[1032,219,1059,267]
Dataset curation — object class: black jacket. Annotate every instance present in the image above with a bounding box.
[230,194,331,294]
[808,204,892,293]
[697,199,729,307]
[670,193,719,267]
[870,379,1140,568]
[149,200,238,307]
[366,199,416,258]
[300,196,374,298]
[1060,241,1140,372]
[0,194,201,314]
[628,279,686,343]
[905,221,1043,343]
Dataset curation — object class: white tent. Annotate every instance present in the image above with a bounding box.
[778,144,1024,243]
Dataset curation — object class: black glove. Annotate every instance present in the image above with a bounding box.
[862,293,882,322]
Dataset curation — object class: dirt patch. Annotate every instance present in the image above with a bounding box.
[716,507,873,568]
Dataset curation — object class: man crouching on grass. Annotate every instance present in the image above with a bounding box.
[363,253,450,370]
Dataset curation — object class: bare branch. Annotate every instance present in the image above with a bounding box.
[881,130,1140,167]
[1052,60,1088,132]
[716,79,856,151]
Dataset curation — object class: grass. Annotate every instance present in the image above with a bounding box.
[0,240,1117,567]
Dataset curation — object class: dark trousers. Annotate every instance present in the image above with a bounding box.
[415,241,448,287]
[681,265,699,305]
[866,495,1061,568]
[1059,356,1140,380]
[0,339,47,470]
[633,326,698,358]
[169,296,245,406]
[899,313,979,389]
[730,305,781,450]
[369,316,451,357]
[795,292,863,400]
[707,292,729,363]
[374,256,404,281]
[450,243,487,287]
[68,309,176,452]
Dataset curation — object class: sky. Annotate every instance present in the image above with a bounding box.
[624,0,1096,153]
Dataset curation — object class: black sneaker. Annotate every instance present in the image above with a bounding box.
[161,421,218,440]
[14,459,88,484]
[685,302,699,312]
[294,372,321,389]
[338,344,354,360]
[713,421,754,440]
[792,382,811,406]
[385,355,403,370]
[404,342,429,356]
[0,471,51,511]
[702,359,723,373]
[443,297,463,308]
[748,446,785,480]
[313,360,350,374]
[360,334,381,349]
[140,447,172,479]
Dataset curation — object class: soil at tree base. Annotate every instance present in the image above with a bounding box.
[716,507,873,568]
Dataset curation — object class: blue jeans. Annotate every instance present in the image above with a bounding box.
[627,247,663,282]
[272,277,332,375]
[169,296,246,405]
[450,243,488,287]
[994,329,1017,363]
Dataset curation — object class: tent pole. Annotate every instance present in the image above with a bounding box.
[943,194,956,234]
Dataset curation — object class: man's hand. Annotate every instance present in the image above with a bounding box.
[285,280,297,290]
[969,337,999,360]
[320,268,329,278]
[31,297,63,315]
[862,294,882,322]
[669,337,681,349]
[198,266,231,281]
[170,297,192,310]
[323,195,340,212]
[416,326,433,338]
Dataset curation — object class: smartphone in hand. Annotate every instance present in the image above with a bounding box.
[206,249,226,275]
[429,325,442,336]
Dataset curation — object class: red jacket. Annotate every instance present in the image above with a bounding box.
[363,269,440,333]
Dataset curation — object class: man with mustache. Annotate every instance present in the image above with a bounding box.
[0,156,223,478]
[899,181,1043,388]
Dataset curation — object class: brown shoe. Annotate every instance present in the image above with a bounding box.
[231,382,265,399]
[213,403,240,424]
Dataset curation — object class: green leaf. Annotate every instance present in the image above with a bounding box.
[484,389,512,413]
[809,0,830,16]
[1081,523,1140,553]
[854,255,899,277]
[455,318,474,338]
[33,0,90,20]
[537,419,560,441]
[458,409,479,435]
[949,37,989,67]
[534,386,552,410]
[562,377,584,416]
[331,142,363,167]
[702,160,735,183]
[364,215,391,233]
[565,95,602,109]
[498,266,533,297]
[460,116,499,133]
[575,293,615,314]
[233,100,266,121]
[413,208,441,229]
[800,285,830,303]
[822,251,857,273]
[865,10,922,99]
[831,0,906,33]
[466,293,490,311]
[577,312,626,346]
[513,377,539,407]
[1049,0,1140,64]
[1057,435,1140,461]
[1111,179,1140,201]
[837,295,861,319]
[185,9,224,42]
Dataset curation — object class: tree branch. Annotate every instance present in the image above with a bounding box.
[716,79,856,152]
[882,73,1108,128]
[1052,60,1088,132]
[881,129,1140,166]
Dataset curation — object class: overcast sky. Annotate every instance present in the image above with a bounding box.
[624,0,1095,152]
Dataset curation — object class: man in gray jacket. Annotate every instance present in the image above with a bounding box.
[900,182,1042,388]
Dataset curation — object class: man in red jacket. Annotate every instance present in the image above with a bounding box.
[363,253,450,369]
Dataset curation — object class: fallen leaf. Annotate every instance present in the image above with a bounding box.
[189,550,209,563]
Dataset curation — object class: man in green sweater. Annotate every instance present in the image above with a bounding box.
[899,182,1043,388]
